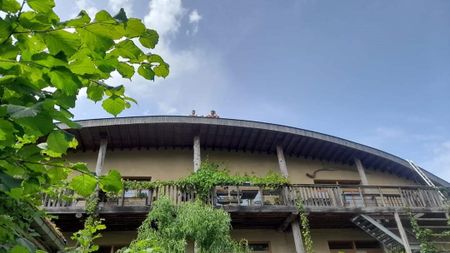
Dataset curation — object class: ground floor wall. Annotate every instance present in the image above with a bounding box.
[63,228,382,253]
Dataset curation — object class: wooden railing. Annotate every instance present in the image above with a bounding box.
[288,184,445,209]
[42,183,446,211]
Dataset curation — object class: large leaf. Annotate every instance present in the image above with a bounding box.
[137,64,155,80]
[70,174,97,197]
[69,57,98,75]
[102,96,127,116]
[113,39,142,60]
[125,18,145,38]
[139,29,159,49]
[48,68,81,96]
[47,130,75,154]
[0,18,11,41]
[87,84,104,102]
[66,10,91,26]
[154,63,169,78]
[0,0,21,13]
[116,62,134,79]
[99,170,122,193]
[27,0,55,14]
[43,30,81,57]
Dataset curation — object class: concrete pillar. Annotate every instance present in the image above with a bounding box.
[95,139,108,176]
[394,211,412,253]
[291,220,306,253]
[193,136,201,172]
[354,158,369,185]
[276,145,289,178]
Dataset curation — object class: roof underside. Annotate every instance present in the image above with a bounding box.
[63,116,448,186]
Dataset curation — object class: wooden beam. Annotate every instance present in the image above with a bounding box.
[193,136,201,172]
[95,139,108,176]
[291,220,306,253]
[354,158,369,185]
[394,211,412,253]
[278,213,298,232]
[276,145,289,177]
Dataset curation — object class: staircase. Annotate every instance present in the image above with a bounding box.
[353,213,450,253]
[352,214,404,252]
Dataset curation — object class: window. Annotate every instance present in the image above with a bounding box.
[248,242,270,253]
[328,240,382,253]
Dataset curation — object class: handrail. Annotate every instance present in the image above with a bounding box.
[42,183,446,210]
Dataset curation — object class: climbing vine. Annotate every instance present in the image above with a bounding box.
[296,200,314,253]
[409,211,450,253]
[118,197,249,253]
[123,162,289,201]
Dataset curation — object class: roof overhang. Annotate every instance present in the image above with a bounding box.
[61,116,449,187]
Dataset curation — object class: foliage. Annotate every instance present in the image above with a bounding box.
[123,162,289,201]
[409,212,450,253]
[295,200,314,253]
[66,217,106,253]
[118,197,248,253]
[0,0,167,251]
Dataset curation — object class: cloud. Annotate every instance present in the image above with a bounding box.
[421,141,450,181]
[144,0,185,38]
[108,0,134,16]
[187,9,202,35]
[74,0,98,18]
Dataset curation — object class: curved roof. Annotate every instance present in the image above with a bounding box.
[62,116,449,186]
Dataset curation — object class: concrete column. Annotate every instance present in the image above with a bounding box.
[354,158,369,185]
[394,211,412,253]
[95,139,108,176]
[291,220,306,253]
[193,136,201,172]
[276,145,289,178]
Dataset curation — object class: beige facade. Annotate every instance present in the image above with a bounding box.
[68,148,418,186]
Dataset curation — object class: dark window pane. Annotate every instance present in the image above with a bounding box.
[249,242,270,251]
[328,241,353,249]
[355,240,380,249]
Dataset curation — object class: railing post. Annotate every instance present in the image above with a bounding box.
[358,186,366,207]
[193,136,201,172]
[378,187,386,207]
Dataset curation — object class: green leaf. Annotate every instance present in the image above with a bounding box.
[154,63,169,78]
[125,18,145,38]
[78,27,114,52]
[66,10,91,26]
[0,0,21,13]
[69,57,98,75]
[70,174,97,197]
[27,0,55,13]
[114,39,142,60]
[71,163,91,174]
[47,130,75,154]
[43,30,81,57]
[48,69,81,96]
[116,62,134,79]
[95,10,116,23]
[0,119,15,147]
[19,11,52,30]
[113,8,128,22]
[9,244,29,253]
[4,104,40,118]
[0,18,11,41]
[139,29,159,49]
[99,170,122,193]
[87,84,104,102]
[137,64,154,80]
[102,96,127,116]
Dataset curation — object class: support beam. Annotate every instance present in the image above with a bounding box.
[95,139,108,176]
[276,145,289,178]
[394,211,412,253]
[354,158,369,185]
[193,136,201,172]
[291,220,306,253]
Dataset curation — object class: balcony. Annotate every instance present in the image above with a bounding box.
[288,184,446,213]
[42,183,447,214]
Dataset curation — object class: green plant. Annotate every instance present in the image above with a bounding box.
[118,197,249,253]
[296,200,314,253]
[66,217,106,253]
[123,162,289,202]
[0,0,168,250]
[409,212,450,253]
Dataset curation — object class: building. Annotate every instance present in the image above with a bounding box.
[44,116,450,253]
